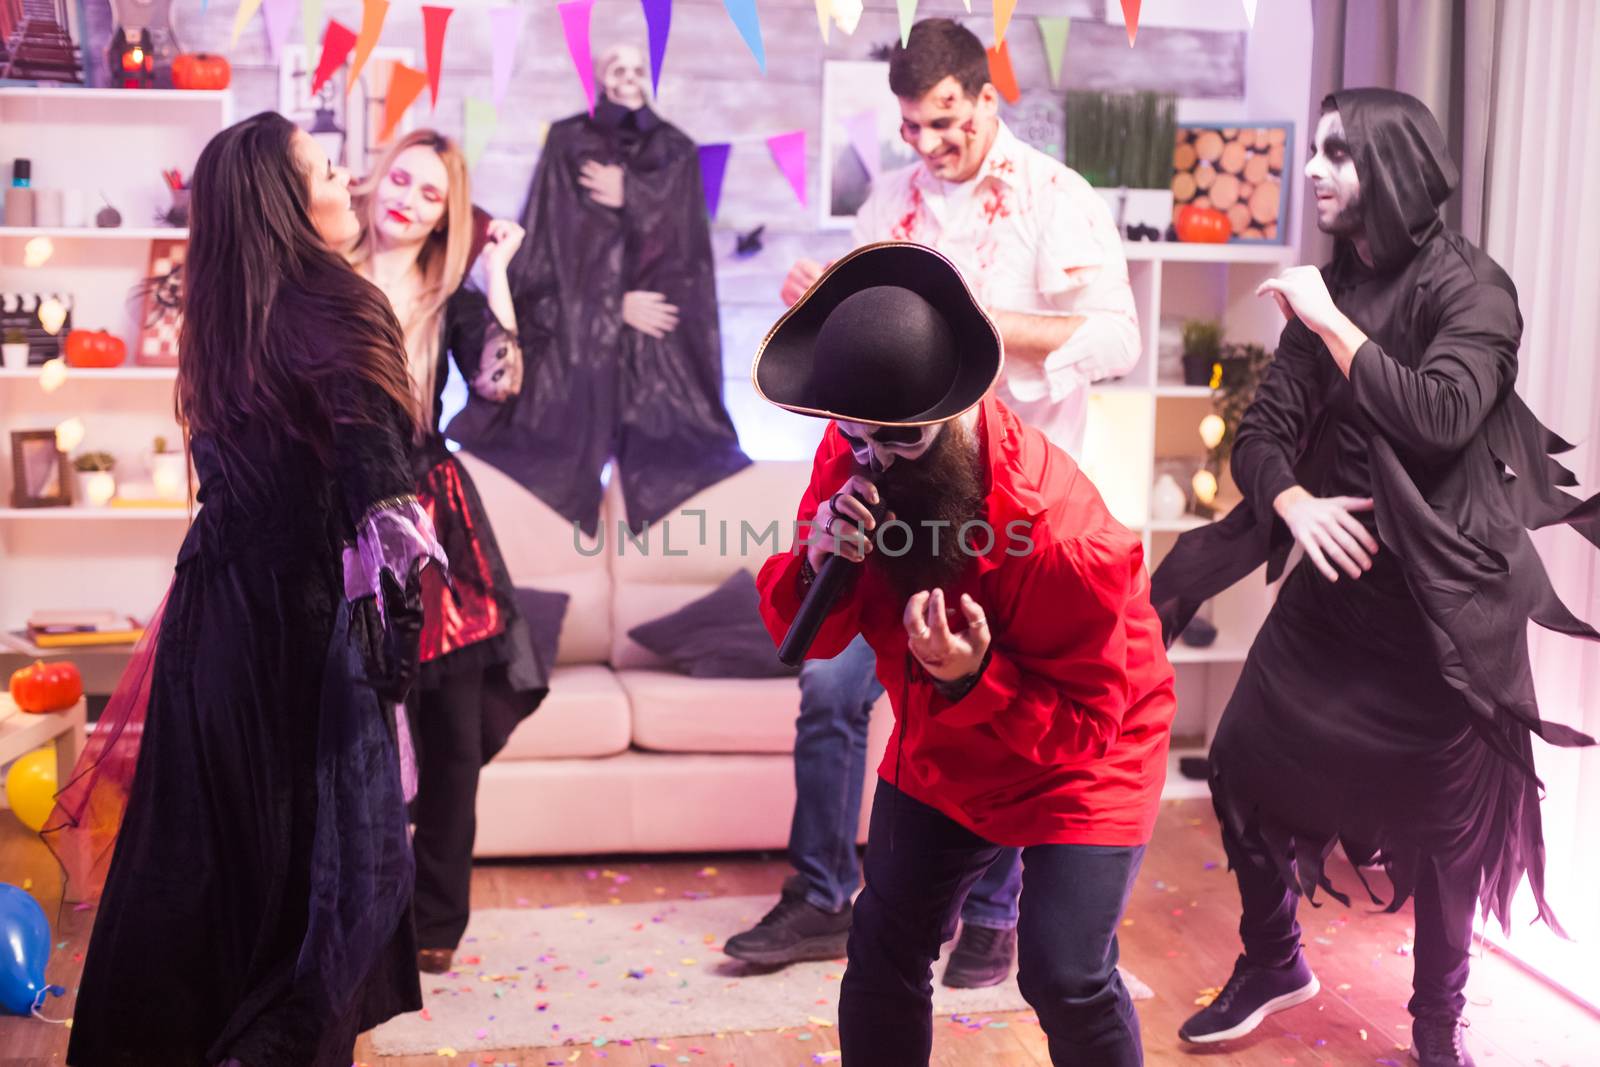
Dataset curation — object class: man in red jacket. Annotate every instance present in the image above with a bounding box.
[752,242,1175,1066]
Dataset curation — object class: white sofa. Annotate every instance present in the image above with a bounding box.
[459,452,893,857]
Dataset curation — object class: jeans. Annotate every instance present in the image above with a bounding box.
[790,634,1022,926]
[840,780,1146,1066]
[1223,816,1474,1018]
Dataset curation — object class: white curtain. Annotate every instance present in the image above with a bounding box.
[1477,0,1600,1009]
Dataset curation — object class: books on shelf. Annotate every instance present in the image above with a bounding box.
[19,609,145,649]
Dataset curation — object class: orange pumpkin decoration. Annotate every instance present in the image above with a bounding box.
[65,329,127,368]
[9,660,83,714]
[1175,205,1231,244]
[172,53,231,91]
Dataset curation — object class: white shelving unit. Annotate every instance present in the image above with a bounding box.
[1,88,229,661]
[1078,239,1295,742]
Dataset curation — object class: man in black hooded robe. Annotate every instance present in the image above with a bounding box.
[1154,89,1598,1067]
[447,44,749,536]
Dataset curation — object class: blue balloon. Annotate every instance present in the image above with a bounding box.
[0,883,65,1016]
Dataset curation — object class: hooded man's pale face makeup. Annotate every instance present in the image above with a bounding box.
[1306,110,1363,237]
[599,44,648,110]
[836,420,940,473]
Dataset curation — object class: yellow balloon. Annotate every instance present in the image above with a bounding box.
[4,746,57,834]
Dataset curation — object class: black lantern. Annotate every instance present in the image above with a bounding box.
[307,90,348,168]
[109,27,156,90]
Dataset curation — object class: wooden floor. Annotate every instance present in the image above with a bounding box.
[2,798,1595,1065]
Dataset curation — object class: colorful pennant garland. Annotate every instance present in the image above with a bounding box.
[378,61,428,142]
[558,0,597,113]
[463,98,498,168]
[1038,16,1070,87]
[993,0,1017,45]
[986,39,1020,104]
[896,0,916,48]
[642,0,672,99]
[767,131,807,207]
[843,109,880,180]
[1242,0,1258,27]
[1121,0,1142,47]
[311,19,357,96]
[488,5,525,108]
[261,0,297,60]
[301,0,323,55]
[698,143,732,219]
[723,0,766,74]
[231,0,265,47]
[347,0,390,94]
[813,0,830,44]
[422,5,453,109]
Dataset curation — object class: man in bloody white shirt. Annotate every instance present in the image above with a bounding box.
[724,17,1142,992]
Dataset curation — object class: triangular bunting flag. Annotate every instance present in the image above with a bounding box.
[1121,0,1141,46]
[488,6,525,108]
[993,0,1017,44]
[843,109,880,180]
[301,0,322,54]
[1242,0,1258,27]
[422,5,453,109]
[262,0,297,59]
[813,0,830,44]
[831,0,862,34]
[1038,16,1070,87]
[961,0,970,10]
[723,0,766,74]
[897,0,916,48]
[698,143,731,219]
[557,0,597,113]
[311,20,357,96]
[463,98,498,168]
[642,0,671,99]
[378,61,428,142]
[767,130,807,206]
[231,0,264,47]
[347,0,390,94]
[986,39,1020,104]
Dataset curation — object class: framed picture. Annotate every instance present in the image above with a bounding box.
[135,238,184,367]
[0,0,90,86]
[1003,91,1067,162]
[819,60,917,230]
[278,44,418,177]
[9,430,72,508]
[1171,123,1293,243]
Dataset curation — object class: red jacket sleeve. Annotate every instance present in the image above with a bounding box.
[756,427,862,661]
[933,534,1141,765]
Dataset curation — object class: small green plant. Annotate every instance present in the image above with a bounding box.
[1207,342,1276,469]
[1181,319,1223,361]
[73,451,116,472]
[153,435,170,454]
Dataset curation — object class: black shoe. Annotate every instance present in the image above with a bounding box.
[942,923,1017,989]
[1178,953,1320,1043]
[1411,1014,1476,1066]
[723,876,852,966]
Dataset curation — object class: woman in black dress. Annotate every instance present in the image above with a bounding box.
[50,112,445,1066]
[345,128,548,974]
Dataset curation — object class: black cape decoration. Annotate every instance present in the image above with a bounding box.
[1149,88,1599,942]
[447,99,750,537]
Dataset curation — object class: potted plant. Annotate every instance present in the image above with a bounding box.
[1064,90,1178,240]
[2,328,28,371]
[72,451,117,507]
[149,435,187,502]
[1180,319,1222,386]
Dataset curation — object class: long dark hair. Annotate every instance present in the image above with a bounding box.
[176,112,420,462]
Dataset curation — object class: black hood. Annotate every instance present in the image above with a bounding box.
[1325,88,1458,274]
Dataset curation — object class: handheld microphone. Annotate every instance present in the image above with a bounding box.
[778,494,888,667]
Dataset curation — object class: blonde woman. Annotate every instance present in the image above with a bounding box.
[348,129,549,974]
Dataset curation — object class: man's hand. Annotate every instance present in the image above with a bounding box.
[579,161,625,209]
[1256,266,1368,375]
[477,218,525,276]
[806,474,886,573]
[1273,485,1379,582]
[781,258,827,307]
[903,588,990,683]
[621,290,680,338]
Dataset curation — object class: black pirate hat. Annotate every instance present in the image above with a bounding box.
[752,242,1003,426]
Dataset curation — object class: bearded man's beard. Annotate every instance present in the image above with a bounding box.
[860,420,988,599]
[1322,189,1364,239]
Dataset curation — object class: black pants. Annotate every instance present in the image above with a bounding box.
[1223,818,1474,1018]
[410,671,484,951]
[840,781,1145,1067]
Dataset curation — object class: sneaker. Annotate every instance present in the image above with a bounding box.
[723,876,852,966]
[1178,953,1320,1043]
[942,923,1017,989]
[1411,1014,1476,1066]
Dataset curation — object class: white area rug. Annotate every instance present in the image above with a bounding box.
[369,895,1152,1056]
